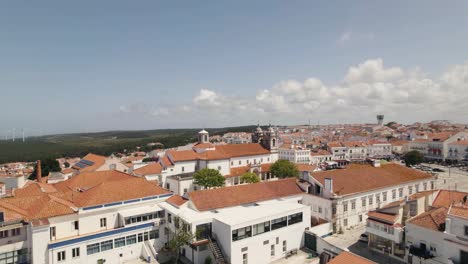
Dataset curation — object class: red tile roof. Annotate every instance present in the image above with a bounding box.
[312,163,432,196]
[328,251,376,264]
[407,207,447,232]
[72,153,106,172]
[188,178,303,211]
[432,190,468,208]
[368,211,398,224]
[133,163,163,176]
[448,206,468,219]
[167,195,188,207]
[449,140,468,146]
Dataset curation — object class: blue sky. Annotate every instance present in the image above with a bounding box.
[1,1,467,136]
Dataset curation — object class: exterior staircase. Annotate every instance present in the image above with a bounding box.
[208,237,228,264]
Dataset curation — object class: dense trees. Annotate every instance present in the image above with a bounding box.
[193,168,225,189]
[29,158,61,180]
[270,159,299,178]
[404,150,425,166]
[240,172,260,183]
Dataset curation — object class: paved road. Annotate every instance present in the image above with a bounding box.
[348,242,405,264]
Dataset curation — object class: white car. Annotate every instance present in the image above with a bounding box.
[359,233,369,243]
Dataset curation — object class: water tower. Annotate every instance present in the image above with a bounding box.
[377,115,384,126]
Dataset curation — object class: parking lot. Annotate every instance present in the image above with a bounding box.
[421,163,468,192]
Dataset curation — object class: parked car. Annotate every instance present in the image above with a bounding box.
[359,233,369,243]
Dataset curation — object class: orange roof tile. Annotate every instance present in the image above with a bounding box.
[408,207,447,231]
[188,178,303,211]
[72,153,106,172]
[448,206,468,219]
[368,211,398,224]
[167,195,188,207]
[296,164,317,172]
[328,251,376,264]
[311,163,433,196]
[449,140,468,146]
[432,190,468,208]
[133,163,163,176]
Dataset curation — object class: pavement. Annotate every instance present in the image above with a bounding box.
[271,249,319,264]
[422,163,468,192]
[324,224,365,249]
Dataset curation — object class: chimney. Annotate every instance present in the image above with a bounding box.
[37,160,43,183]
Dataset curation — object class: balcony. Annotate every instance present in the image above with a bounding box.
[366,223,403,243]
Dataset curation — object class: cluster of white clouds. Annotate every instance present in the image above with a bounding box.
[119,58,468,126]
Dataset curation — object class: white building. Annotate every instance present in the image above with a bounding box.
[278,144,311,164]
[447,139,468,163]
[159,178,311,264]
[0,169,172,264]
[310,150,333,165]
[304,162,435,233]
[408,132,468,162]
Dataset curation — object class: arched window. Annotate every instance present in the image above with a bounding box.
[272,138,276,147]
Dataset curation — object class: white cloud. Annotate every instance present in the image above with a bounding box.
[119,59,468,125]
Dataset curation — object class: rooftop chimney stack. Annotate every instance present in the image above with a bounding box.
[37,160,42,183]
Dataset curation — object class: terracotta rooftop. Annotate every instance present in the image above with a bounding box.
[72,153,106,172]
[168,143,270,162]
[296,164,317,172]
[368,211,398,224]
[166,195,188,207]
[328,251,376,264]
[408,190,436,201]
[448,206,468,219]
[312,163,433,196]
[432,190,468,208]
[188,178,303,211]
[449,140,468,146]
[133,163,163,176]
[407,207,447,232]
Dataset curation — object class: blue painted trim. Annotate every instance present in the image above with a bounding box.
[48,222,154,249]
[83,205,103,211]
[124,199,141,204]
[158,193,173,198]
[142,196,159,201]
[104,201,122,207]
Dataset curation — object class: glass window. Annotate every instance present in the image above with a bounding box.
[252,221,270,236]
[271,216,287,230]
[87,243,100,255]
[287,213,303,225]
[72,247,80,258]
[100,218,107,228]
[126,235,137,245]
[243,253,248,264]
[57,251,65,262]
[282,240,287,252]
[144,232,149,241]
[271,245,275,256]
[115,237,126,248]
[232,226,252,241]
[149,230,159,239]
[100,240,113,251]
[138,233,144,242]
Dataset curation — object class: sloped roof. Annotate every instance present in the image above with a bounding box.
[166,195,188,207]
[311,163,432,196]
[168,143,270,162]
[328,251,376,264]
[432,190,468,208]
[448,206,468,219]
[133,163,163,176]
[368,211,398,224]
[407,207,447,232]
[188,178,303,211]
[72,153,106,172]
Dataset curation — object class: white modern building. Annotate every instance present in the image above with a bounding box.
[0,168,172,264]
[159,178,311,264]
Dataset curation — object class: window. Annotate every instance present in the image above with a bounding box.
[252,221,270,236]
[408,186,413,195]
[382,192,387,202]
[115,237,126,248]
[287,213,303,225]
[243,253,248,264]
[241,247,248,252]
[239,160,241,165]
[217,166,221,171]
[276,237,279,244]
[359,215,363,222]
[423,183,427,191]
[415,184,419,193]
[318,206,322,214]
[50,226,56,240]
[138,233,144,242]
[87,243,100,255]
[271,216,287,230]
[11,228,20,236]
[0,230,8,238]
[73,221,79,230]
[465,226,468,236]
[168,213,172,223]
[72,247,80,258]
[181,166,185,172]
[126,235,137,245]
[392,189,396,200]
[343,202,348,212]
[150,230,159,239]
[376,194,380,203]
[399,188,403,198]
[282,240,287,252]
[100,218,107,228]
[351,200,356,210]
[332,205,337,215]
[343,219,348,227]
[263,240,269,245]
[271,245,275,256]
[57,251,65,262]
[100,240,113,251]
[232,226,252,241]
